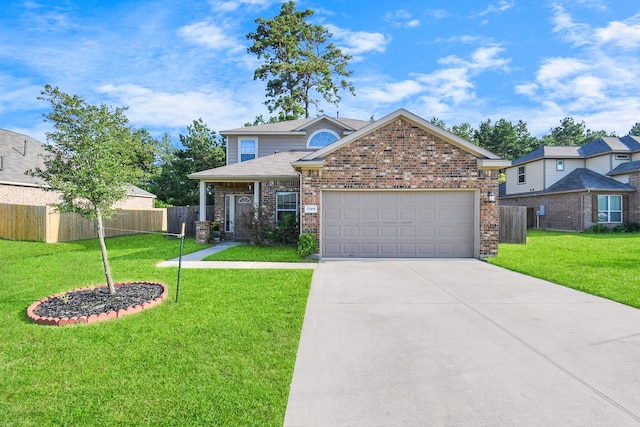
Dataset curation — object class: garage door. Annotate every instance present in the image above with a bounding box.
[322,191,475,258]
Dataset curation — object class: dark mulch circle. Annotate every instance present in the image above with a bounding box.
[32,283,165,320]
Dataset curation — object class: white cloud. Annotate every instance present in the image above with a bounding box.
[474,1,514,17]
[96,83,264,133]
[359,80,424,103]
[325,24,389,57]
[385,10,420,28]
[209,0,275,13]
[178,21,242,51]
[595,14,640,49]
[512,7,640,135]
[438,46,510,72]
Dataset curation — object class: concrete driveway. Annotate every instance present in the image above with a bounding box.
[284,259,640,426]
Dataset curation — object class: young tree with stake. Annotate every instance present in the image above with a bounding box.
[30,85,159,294]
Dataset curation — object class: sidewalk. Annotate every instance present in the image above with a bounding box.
[156,241,318,269]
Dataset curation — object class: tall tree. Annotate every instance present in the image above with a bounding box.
[31,85,159,294]
[474,118,540,160]
[629,122,640,136]
[247,0,355,120]
[145,119,225,206]
[541,117,614,146]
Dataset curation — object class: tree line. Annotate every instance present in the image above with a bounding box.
[429,116,640,161]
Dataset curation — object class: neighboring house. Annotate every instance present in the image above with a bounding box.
[500,135,640,231]
[189,109,508,258]
[0,129,156,209]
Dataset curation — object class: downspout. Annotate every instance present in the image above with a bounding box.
[297,171,303,237]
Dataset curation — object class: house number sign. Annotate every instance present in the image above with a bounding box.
[304,205,318,214]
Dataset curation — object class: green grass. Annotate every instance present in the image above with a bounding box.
[488,229,640,308]
[0,234,312,426]
[204,244,316,263]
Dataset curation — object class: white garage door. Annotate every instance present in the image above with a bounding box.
[322,191,475,258]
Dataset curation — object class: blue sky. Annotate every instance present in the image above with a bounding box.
[1,0,639,145]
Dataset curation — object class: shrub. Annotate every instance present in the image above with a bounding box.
[236,207,273,245]
[270,213,299,245]
[297,233,318,258]
[613,224,627,233]
[624,222,640,233]
[584,224,611,234]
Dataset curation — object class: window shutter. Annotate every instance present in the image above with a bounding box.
[592,194,599,223]
[623,194,630,223]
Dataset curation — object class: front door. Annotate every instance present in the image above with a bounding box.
[234,195,254,240]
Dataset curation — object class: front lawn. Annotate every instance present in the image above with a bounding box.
[0,235,312,426]
[488,229,640,309]
[205,244,315,263]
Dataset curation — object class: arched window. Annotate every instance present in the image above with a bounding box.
[307,130,339,148]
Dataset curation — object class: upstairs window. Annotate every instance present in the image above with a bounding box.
[598,195,622,223]
[556,160,564,171]
[517,165,526,184]
[239,138,257,162]
[308,130,339,148]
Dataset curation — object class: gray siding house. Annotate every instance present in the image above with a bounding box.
[500,135,640,231]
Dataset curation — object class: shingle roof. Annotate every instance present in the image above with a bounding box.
[578,137,631,157]
[221,116,371,134]
[545,168,635,193]
[511,146,581,165]
[188,150,309,181]
[608,160,640,176]
[0,129,48,186]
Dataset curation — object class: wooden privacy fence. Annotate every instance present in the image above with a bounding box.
[499,205,527,244]
[167,205,214,237]
[0,204,167,243]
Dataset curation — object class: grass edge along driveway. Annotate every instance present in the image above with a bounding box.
[488,229,640,309]
[0,234,313,426]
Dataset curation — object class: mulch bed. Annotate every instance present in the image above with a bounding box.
[27,282,168,326]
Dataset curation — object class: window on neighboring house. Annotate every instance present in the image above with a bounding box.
[556,160,564,171]
[307,130,339,148]
[276,192,299,223]
[239,139,257,162]
[517,165,526,184]
[598,195,622,223]
[616,154,629,160]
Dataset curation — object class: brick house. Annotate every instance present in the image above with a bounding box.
[189,109,508,258]
[0,128,157,208]
[500,136,640,231]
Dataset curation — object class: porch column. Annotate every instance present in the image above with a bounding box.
[199,181,207,221]
[253,180,260,218]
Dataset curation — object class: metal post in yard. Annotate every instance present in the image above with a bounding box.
[175,222,186,303]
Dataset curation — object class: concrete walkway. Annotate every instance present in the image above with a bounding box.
[284,259,640,426]
[156,241,317,269]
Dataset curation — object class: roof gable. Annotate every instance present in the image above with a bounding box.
[299,109,503,162]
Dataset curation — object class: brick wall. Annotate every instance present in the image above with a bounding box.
[500,193,587,231]
[300,117,500,257]
[500,189,639,231]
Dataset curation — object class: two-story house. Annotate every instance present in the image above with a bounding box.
[500,135,640,231]
[189,108,509,258]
